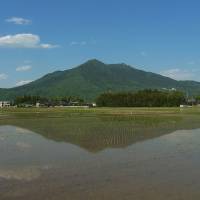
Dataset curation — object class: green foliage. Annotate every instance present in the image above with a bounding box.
[14,95,84,106]
[96,90,185,107]
[15,95,47,105]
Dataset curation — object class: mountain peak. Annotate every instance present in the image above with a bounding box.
[84,59,105,65]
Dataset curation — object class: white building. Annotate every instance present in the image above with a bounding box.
[0,101,11,108]
[92,103,97,107]
[36,102,40,108]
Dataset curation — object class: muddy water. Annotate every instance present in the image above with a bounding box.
[1,114,200,199]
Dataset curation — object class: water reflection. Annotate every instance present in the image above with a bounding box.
[1,112,200,199]
[0,114,200,152]
[1,125,200,200]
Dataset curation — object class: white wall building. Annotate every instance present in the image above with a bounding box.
[0,101,11,108]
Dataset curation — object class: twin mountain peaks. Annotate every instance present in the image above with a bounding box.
[1,59,200,101]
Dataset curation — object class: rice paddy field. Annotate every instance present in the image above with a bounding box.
[1,107,200,200]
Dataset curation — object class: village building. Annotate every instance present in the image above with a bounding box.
[0,101,11,108]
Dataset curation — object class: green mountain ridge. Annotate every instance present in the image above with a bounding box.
[1,59,200,101]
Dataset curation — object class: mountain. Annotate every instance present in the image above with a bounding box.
[1,59,200,101]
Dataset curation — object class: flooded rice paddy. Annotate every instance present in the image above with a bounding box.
[1,108,200,200]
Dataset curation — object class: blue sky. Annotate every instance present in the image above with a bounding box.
[1,0,200,88]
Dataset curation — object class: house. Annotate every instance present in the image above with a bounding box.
[36,102,40,108]
[92,103,97,107]
[69,101,80,106]
[36,102,48,108]
[0,101,11,108]
[87,103,97,107]
[187,97,196,106]
[180,104,192,108]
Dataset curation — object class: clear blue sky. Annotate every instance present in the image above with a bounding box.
[1,0,200,88]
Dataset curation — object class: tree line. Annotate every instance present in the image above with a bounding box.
[96,90,186,107]
[14,95,84,107]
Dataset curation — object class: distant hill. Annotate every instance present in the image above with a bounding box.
[1,59,200,101]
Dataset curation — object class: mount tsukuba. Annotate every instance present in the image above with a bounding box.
[1,59,200,101]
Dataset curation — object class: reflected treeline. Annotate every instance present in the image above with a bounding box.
[0,113,200,152]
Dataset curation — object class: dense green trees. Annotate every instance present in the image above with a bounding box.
[96,90,185,107]
[14,95,84,107]
[13,90,187,107]
[14,95,46,106]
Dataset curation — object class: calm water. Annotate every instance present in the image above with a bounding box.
[1,112,200,200]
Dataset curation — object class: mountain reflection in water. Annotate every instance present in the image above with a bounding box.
[0,114,200,152]
[1,113,200,200]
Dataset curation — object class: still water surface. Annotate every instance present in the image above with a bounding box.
[1,113,200,200]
